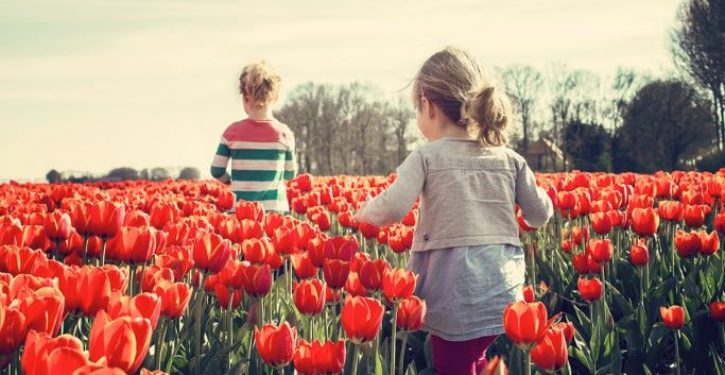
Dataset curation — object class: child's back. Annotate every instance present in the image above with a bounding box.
[210,61,297,212]
[212,118,296,212]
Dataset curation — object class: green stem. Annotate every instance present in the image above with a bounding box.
[100,237,107,265]
[193,272,207,374]
[523,348,531,375]
[350,344,362,375]
[398,332,409,375]
[155,319,168,370]
[674,329,681,375]
[82,236,88,265]
[391,303,399,375]
[129,265,136,296]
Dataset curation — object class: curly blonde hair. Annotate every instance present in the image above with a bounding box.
[412,47,512,147]
[239,61,281,106]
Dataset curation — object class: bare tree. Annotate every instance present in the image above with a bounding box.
[501,65,543,153]
[671,0,725,150]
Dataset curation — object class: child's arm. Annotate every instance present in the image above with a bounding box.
[283,135,298,181]
[355,150,425,227]
[515,158,553,228]
[210,136,231,184]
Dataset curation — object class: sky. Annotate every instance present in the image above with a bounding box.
[0,0,683,181]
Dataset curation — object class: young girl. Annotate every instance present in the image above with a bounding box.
[354,47,553,375]
[210,61,298,212]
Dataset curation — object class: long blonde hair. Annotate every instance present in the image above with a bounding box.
[239,60,281,107]
[412,47,512,147]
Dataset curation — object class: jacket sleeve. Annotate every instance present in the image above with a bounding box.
[515,157,553,228]
[356,150,425,227]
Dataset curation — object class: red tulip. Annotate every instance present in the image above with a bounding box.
[14,286,65,336]
[124,209,151,227]
[658,201,684,221]
[481,355,508,375]
[358,258,389,291]
[294,339,346,375]
[502,301,548,349]
[660,305,685,329]
[217,190,236,211]
[192,232,232,274]
[240,262,272,298]
[21,225,51,251]
[577,277,603,302]
[698,231,720,256]
[153,281,192,319]
[340,296,384,344]
[675,230,700,258]
[241,238,273,265]
[396,296,426,332]
[306,237,327,267]
[255,322,297,367]
[149,203,177,230]
[552,321,575,344]
[709,301,725,322]
[89,310,153,374]
[630,207,659,237]
[109,226,157,264]
[523,285,535,303]
[108,292,162,329]
[68,201,93,237]
[79,267,114,316]
[88,201,125,238]
[715,212,725,234]
[629,239,649,267]
[344,272,368,297]
[358,222,380,239]
[296,174,314,191]
[220,260,247,289]
[684,205,708,227]
[324,236,359,261]
[235,200,264,222]
[530,327,568,373]
[0,305,27,355]
[382,268,417,302]
[214,284,243,310]
[43,211,73,242]
[21,330,91,375]
[293,278,326,316]
[349,252,371,273]
[589,212,612,235]
[291,252,318,279]
[587,239,613,264]
[323,259,350,290]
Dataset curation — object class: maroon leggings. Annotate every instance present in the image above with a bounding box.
[431,334,499,375]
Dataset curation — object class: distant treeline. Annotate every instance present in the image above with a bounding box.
[45,167,200,183]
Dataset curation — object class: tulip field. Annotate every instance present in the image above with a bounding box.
[0,170,723,375]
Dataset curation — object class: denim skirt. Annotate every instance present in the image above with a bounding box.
[407,244,525,341]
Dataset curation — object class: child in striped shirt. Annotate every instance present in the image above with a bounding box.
[210,61,298,212]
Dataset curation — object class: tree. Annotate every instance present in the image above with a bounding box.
[501,65,543,153]
[613,79,714,172]
[139,169,149,180]
[275,82,414,176]
[671,0,725,150]
[46,169,62,183]
[107,167,138,181]
[150,167,170,181]
[178,167,200,180]
[563,121,612,171]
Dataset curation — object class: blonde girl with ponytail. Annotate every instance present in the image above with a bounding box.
[355,47,553,375]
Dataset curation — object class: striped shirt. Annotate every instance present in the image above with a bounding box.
[210,119,298,212]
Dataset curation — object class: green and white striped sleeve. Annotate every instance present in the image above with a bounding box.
[284,136,298,180]
[210,136,231,183]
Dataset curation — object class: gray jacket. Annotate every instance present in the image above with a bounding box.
[357,137,553,251]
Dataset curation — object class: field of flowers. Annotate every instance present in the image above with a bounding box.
[0,169,723,375]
